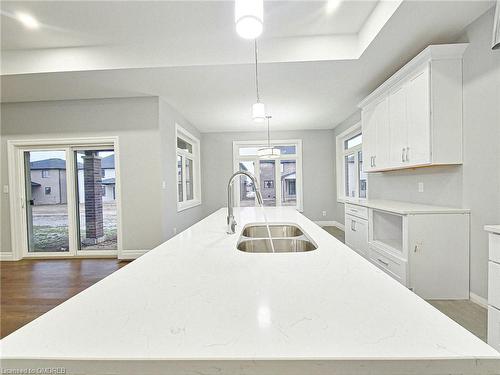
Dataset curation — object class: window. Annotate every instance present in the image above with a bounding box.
[336,123,367,201]
[233,140,303,211]
[42,170,50,178]
[44,187,51,195]
[176,125,201,211]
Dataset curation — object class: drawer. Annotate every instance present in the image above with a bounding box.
[345,214,369,258]
[345,203,368,220]
[488,305,500,352]
[369,244,407,285]
[488,261,500,309]
[490,233,500,264]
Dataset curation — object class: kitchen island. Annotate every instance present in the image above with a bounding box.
[1,207,499,374]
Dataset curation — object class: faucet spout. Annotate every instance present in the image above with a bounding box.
[227,171,262,234]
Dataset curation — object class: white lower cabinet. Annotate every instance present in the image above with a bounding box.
[345,201,470,299]
[345,213,368,258]
[485,226,500,351]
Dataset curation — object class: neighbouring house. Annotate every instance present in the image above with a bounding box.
[239,160,296,205]
[29,155,116,205]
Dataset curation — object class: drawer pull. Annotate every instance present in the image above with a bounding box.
[377,258,389,267]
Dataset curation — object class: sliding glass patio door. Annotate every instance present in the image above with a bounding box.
[18,143,119,258]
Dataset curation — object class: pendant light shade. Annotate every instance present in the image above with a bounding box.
[252,102,266,122]
[235,0,263,39]
[257,147,281,159]
[258,116,280,159]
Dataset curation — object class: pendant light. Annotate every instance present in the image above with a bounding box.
[235,0,263,39]
[252,39,266,123]
[258,116,281,159]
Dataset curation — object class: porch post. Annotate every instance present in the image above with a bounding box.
[82,151,105,245]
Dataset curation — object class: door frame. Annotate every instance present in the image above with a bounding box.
[7,137,123,260]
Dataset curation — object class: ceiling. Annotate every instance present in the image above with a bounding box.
[0,0,495,132]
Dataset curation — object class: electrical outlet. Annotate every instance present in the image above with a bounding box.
[418,182,424,193]
[322,210,327,217]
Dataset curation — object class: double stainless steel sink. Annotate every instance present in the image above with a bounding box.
[237,223,317,253]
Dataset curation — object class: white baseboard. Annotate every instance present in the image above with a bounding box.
[118,250,148,260]
[0,252,15,261]
[314,221,345,231]
[470,292,488,308]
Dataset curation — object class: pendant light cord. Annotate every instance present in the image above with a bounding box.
[254,39,260,103]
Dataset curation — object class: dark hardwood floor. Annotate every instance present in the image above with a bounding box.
[0,258,130,338]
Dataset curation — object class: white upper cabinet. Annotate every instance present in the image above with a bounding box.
[359,44,467,172]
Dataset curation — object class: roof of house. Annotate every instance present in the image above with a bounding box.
[30,155,114,170]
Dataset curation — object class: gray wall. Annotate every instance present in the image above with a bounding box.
[333,9,500,299]
[201,130,336,221]
[0,97,204,256]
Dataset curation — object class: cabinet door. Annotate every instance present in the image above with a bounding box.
[374,96,390,170]
[345,214,369,258]
[407,65,431,165]
[361,106,377,172]
[389,85,408,168]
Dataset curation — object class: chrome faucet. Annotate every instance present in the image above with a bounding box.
[227,171,263,234]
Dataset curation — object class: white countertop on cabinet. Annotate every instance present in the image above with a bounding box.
[345,199,470,215]
[0,207,497,375]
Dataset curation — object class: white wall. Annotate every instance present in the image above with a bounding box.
[201,130,336,222]
[0,97,205,257]
[333,9,500,299]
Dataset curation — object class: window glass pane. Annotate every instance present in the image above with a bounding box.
[344,133,362,150]
[358,151,367,198]
[345,154,356,198]
[185,158,194,201]
[280,160,296,206]
[260,160,276,207]
[239,161,256,206]
[177,137,193,153]
[25,150,70,253]
[275,145,296,155]
[75,149,117,250]
[177,155,183,202]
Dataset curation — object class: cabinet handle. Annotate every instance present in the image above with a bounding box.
[370,156,373,167]
[406,147,410,162]
[373,156,376,167]
[352,220,356,232]
[414,244,418,253]
[401,148,405,162]
[377,258,389,267]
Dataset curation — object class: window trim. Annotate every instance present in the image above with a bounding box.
[232,139,303,211]
[336,122,367,203]
[175,124,201,212]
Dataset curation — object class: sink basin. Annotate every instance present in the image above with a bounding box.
[241,224,304,238]
[237,238,317,253]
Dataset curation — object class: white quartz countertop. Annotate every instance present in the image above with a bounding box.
[1,208,498,375]
[485,225,500,235]
[345,199,470,214]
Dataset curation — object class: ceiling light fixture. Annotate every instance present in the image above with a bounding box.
[326,0,342,15]
[235,0,263,39]
[16,12,40,29]
[252,39,266,123]
[258,116,281,159]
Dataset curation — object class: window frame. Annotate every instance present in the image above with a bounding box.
[336,122,367,203]
[232,139,303,211]
[175,124,201,212]
[42,170,50,178]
